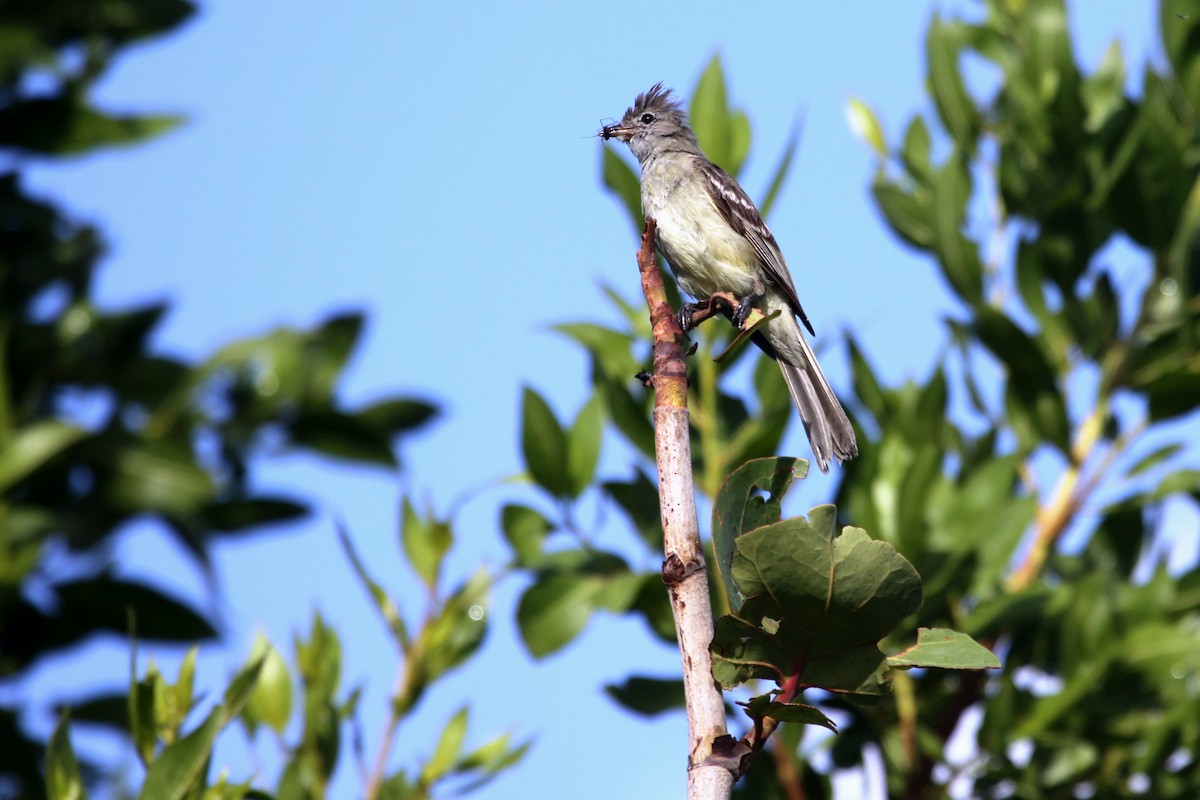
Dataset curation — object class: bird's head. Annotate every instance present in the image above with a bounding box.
[600,83,697,162]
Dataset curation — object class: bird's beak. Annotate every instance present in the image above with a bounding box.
[600,122,635,142]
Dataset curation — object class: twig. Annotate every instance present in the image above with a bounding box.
[636,219,735,800]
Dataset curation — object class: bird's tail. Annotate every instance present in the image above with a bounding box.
[766,314,858,473]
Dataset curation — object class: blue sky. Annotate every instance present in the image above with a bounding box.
[20,2,1170,798]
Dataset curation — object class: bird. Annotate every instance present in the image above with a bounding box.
[601,83,857,472]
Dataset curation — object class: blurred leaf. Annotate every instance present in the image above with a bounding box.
[289,411,396,466]
[160,647,198,741]
[0,99,183,155]
[872,177,934,250]
[337,524,407,648]
[129,660,160,765]
[603,376,656,460]
[887,628,1001,669]
[67,692,129,734]
[244,634,292,735]
[566,392,604,496]
[901,116,933,186]
[972,308,1069,452]
[554,323,638,382]
[711,457,806,612]
[0,421,86,493]
[927,16,979,150]
[355,397,438,437]
[46,713,86,800]
[847,335,889,423]
[420,570,489,689]
[603,469,663,552]
[1126,442,1184,477]
[1081,41,1127,132]
[205,497,307,532]
[500,503,552,566]
[846,98,886,156]
[401,498,452,590]
[137,708,223,800]
[604,676,686,717]
[53,578,216,648]
[759,120,801,219]
[106,439,216,516]
[631,572,677,643]
[520,386,571,497]
[930,152,985,305]
[421,707,468,786]
[690,54,750,175]
[517,574,603,658]
[452,732,530,793]
[1161,0,1200,104]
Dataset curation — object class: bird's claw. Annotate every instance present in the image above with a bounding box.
[731,292,762,330]
[678,302,701,333]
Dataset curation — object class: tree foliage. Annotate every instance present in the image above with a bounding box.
[516,2,1199,797]
[5,1,1199,799]
[0,3,517,799]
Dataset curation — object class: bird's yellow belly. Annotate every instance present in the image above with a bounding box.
[642,173,759,301]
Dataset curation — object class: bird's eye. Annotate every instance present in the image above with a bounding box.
[640,113,655,124]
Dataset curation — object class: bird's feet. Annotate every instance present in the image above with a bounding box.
[731,292,763,330]
[678,301,702,333]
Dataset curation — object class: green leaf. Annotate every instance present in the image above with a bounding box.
[1161,0,1200,107]
[887,627,1001,669]
[46,713,86,800]
[289,410,396,466]
[56,578,216,645]
[604,676,686,717]
[1081,41,1127,133]
[421,570,489,687]
[421,707,468,785]
[554,322,638,382]
[871,178,934,250]
[243,634,293,735]
[107,440,217,515]
[758,121,801,219]
[520,387,571,497]
[129,661,161,765]
[0,100,184,155]
[846,335,889,423]
[338,523,408,647]
[926,16,979,150]
[205,497,308,532]
[711,457,806,612]
[162,647,199,740]
[930,152,985,305]
[846,98,886,156]
[566,392,604,496]
[355,397,439,437]
[972,308,1069,452]
[517,574,603,658]
[757,701,837,732]
[690,54,749,175]
[453,732,531,787]
[603,469,663,552]
[0,421,87,493]
[401,498,452,589]
[138,709,224,800]
[500,503,552,566]
[712,511,922,696]
[901,116,933,186]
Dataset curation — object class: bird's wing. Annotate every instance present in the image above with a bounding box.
[695,157,815,336]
